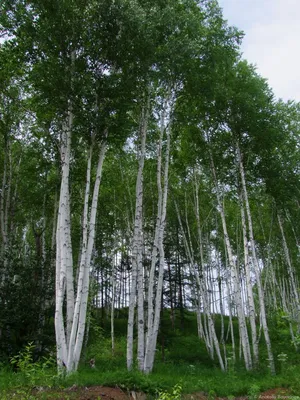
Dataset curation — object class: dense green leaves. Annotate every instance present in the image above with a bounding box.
[0,0,299,373]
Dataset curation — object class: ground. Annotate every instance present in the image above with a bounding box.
[30,386,146,399]
[184,388,291,400]
[25,386,291,400]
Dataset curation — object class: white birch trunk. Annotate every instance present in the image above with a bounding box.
[55,113,72,369]
[193,176,206,338]
[66,188,74,349]
[66,139,93,371]
[225,272,236,363]
[127,103,148,370]
[111,253,116,356]
[277,212,300,332]
[144,101,171,373]
[280,277,297,349]
[69,138,107,371]
[237,142,275,374]
[55,103,107,372]
[174,201,225,371]
[193,176,218,359]
[210,152,252,371]
[240,191,259,366]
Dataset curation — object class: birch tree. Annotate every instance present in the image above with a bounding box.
[127,100,149,370]
[144,95,172,373]
[174,199,225,371]
[236,142,275,374]
[1,0,300,376]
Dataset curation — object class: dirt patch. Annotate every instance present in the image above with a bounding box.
[31,385,146,399]
[183,392,208,400]
[184,387,292,400]
[5,386,292,400]
[63,385,132,399]
[258,388,291,399]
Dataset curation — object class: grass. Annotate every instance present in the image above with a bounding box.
[1,309,300,398]
[1,360,300,398]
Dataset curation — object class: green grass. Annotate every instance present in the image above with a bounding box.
[1,360,299,398]
[1,309,300,398]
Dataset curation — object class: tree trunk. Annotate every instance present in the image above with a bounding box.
[55,111,73,369]
[111,252,116,356]
[277,211,300,333]
[70,136,107,371]
[175,201,225,371]
[144,100,171,373]
[239,190,259,366]
[210,151,252,371]
[127,101,149,370]
[55,102,107,372]
[237,142,275,374]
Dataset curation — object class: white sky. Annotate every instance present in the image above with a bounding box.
[218,0,300,102]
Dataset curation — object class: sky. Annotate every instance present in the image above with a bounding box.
[218,0,300,102]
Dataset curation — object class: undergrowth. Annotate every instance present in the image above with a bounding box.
[1,310,300,398]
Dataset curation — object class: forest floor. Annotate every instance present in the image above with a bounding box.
[2,311,300,399]
[4,385,292,400]
[184,388,292,400]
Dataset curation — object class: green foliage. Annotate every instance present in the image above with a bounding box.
[0,330,299,397]
[9,342,56,387]
[247,384,260,400]
[0,250,55,359]
[208,390,216,400]
[277,353,288,374]
[226,352,237,377]
[10,342,36,377]
[0,0,300,396]
[158,383,182,400]
[291,335,300,349]
[165,335,214,365]
[0,387,37,400]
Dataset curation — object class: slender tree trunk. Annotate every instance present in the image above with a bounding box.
[55,101,107,372]
[144,100,171,373]
[55,112,73,369]
[175,201,225,371]
[111,253,116,356]
[277,211,300,333]
[225,270,236,363]
[239,190,259,366]
[136,233,145,370]
[237,142,275,374]
[193,175,206,338]
[127,102,149,370]
[280,277,297,349]
[69,136,107,371]
[210,151,252,371]
[168,262,175,330]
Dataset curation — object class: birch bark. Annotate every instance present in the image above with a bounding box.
[55,102,108,372]
[55,111,73,368]
[70,137,107,371]
[175,201,225,371]
[111,253,116,356]
[144,98,171,373]
[277,211,300,333]
[236,142,275,374]
[127,102,149,370]
[209,151,252,371]
[240,191,259,366]
[225,270,236,363]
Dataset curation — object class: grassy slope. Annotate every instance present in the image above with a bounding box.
[1,308,300,398]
